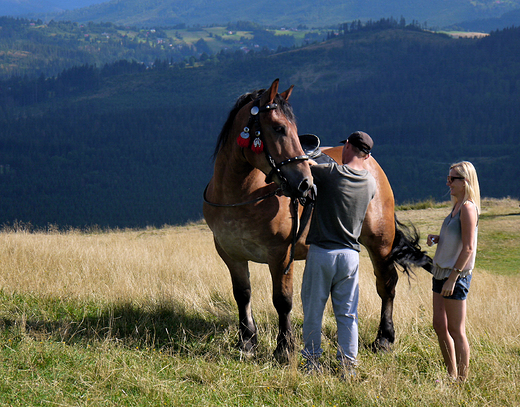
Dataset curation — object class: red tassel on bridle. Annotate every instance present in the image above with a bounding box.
[237,127,263,154]
[237,128,251,148]
[237,102,272,154]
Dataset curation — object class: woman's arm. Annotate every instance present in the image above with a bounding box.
[453,201,478,272]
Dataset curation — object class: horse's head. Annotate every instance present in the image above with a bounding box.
[226,79,313,198]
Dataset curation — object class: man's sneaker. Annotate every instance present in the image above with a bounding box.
[338,359,357,380]
[302,358,323,375]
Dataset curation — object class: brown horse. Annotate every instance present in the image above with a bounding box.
[203,79,431,360]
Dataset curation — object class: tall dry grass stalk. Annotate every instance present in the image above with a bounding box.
[0,224,230,308]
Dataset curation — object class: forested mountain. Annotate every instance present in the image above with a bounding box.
[44,0,520,30]
[1,22,519,228]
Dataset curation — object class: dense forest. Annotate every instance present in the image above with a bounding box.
[1,19,519,228]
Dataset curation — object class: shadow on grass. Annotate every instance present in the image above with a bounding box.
[0,297,238,353]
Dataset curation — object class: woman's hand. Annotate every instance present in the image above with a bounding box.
[427,234,439,247]
[441,276,457,297]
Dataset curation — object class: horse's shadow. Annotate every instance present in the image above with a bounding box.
[1,300,238,352]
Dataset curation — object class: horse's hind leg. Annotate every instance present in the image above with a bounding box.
[362,216,431,351]
[367,251,398,351]
[215,242,257,354]
[361,221,398,352]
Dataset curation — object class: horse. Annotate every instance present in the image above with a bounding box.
[203,79,431,360]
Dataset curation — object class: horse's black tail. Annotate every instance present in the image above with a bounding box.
[388,216,433,277]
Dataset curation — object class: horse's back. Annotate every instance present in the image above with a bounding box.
[320,146,396,256]
[320,146,394,204]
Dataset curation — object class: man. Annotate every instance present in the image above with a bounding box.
[301,131,376,377]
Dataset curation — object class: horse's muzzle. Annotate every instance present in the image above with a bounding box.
[282,176,313,198]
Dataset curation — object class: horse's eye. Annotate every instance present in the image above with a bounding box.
[273,126,285,135]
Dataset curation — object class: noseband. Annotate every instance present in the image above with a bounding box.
[239,98,310,187]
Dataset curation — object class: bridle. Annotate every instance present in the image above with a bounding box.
[204,95,311,205]
[242,98,310,188]
[203,96,316,274]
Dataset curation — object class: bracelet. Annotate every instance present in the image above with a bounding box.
[453,267,462,273]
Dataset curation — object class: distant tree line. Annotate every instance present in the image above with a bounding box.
[340,16,427,34]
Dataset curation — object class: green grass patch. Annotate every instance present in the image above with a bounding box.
[476,231,520,275]
[1,289,519,406]
[396,198,449,211]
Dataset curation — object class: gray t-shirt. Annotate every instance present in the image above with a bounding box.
[306,163,376,251]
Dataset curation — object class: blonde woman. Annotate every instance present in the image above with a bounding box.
[427,161,480,381]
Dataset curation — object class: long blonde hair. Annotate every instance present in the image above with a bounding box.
[450,161,481,214]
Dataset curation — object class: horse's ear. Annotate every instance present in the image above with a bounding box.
[266,78,280,104]
[280,85,294,101]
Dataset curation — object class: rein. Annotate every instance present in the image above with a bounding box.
[203,184,281,207]
[284,189,315,274]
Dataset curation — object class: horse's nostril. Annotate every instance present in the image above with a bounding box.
[298,177,312,196]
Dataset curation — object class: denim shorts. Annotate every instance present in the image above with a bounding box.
[432,274,472,300]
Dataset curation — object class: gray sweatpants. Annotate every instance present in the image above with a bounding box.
[301,244,359,363]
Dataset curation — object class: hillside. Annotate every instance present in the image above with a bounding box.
[451,8,520,32]
[1,24,519,228]
[46,0,520,30]
[0,17,326,80]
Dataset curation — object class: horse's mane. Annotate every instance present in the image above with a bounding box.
[213,88,296,159]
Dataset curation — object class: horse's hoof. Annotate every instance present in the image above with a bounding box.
[371,337,392,353]
[238,338,257,357]
[273,347,291,364]
[239,348,255,360]
[273,340,294,364]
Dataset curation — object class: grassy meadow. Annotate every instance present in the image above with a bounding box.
[0,198,519,406]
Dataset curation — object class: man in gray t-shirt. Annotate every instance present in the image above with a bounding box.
[301,131,376,375]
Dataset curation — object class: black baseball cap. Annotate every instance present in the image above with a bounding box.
[340,131,373,154]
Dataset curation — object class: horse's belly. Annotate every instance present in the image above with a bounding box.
[212,225,271,262]
[207,213,291,263]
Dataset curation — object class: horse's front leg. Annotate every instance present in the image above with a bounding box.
[232,265,258,355]
[215,242,257,355]
[269,260,294,363]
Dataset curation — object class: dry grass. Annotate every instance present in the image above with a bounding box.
[0,198,519,405]
[0,223,228,306]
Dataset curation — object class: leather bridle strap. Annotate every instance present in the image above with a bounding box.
[246,98,310,186]
[265,154,310,184]
[283,185,316,275]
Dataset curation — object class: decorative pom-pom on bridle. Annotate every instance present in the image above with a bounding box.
[237,127,251,148]
[236,102,276,154]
